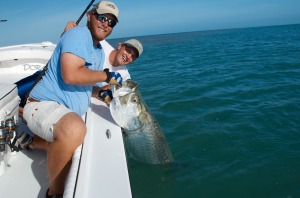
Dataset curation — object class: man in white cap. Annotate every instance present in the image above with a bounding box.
[101,38,143,83]
[95,38,143,103]
[22,1,121,197]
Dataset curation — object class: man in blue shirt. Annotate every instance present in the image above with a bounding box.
[63,21,144,104]
[22,1,121,197]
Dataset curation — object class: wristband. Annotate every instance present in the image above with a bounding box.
[104,68,111,83]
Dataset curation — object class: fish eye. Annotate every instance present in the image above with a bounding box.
[131,96,139,103]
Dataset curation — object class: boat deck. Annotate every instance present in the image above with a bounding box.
[0,96,132,198]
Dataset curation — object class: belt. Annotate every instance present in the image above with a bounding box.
[27,97,40,103]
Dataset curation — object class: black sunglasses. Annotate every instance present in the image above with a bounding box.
[93,13,117,28]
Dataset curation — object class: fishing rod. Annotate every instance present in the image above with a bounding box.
[23,0,96,105]
[76,0,96,24]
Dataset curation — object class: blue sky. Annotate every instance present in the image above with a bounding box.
[1,0,300,46]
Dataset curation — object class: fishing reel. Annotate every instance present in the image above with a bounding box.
[0,122,8,152]
[0,118,20,152]
[5,118,17,139]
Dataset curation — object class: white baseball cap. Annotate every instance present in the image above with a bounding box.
[94,1,119,21]
[124,39,143,57]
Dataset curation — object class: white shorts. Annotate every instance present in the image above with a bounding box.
[23,100,73,142]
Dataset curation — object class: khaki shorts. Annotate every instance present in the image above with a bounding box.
[23,100,73,142]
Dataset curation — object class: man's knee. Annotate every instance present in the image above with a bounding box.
[54,112,86,143]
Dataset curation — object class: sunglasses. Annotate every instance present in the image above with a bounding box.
[93,13,117,28]
[124,45,137,60]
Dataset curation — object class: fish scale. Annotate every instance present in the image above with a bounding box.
[110,80,174,164]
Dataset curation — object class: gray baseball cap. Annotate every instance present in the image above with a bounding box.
[124,39,143,57]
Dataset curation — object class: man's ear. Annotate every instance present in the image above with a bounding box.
[87,12,92,21]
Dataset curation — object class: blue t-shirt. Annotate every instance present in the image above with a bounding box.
[30,26,104,116]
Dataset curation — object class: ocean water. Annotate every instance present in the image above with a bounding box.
[109,24,300,198]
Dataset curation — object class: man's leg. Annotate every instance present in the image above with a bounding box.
[27,135,48,150]
[47,112,86,195]
[23,101,86,196]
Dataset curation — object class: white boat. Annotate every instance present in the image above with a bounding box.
[0,42,132,198]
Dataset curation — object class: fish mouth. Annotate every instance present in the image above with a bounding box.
[110,87,134,128]
[110,85,142,129]
[112,87,132,98]
[123,80,138,90]
[112,80,138,99]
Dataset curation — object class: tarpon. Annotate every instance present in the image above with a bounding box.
[110,80,174,165]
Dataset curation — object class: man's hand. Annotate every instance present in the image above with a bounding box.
[62,21,77,35]
[103,68,122,87]
[98,89,113,104]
